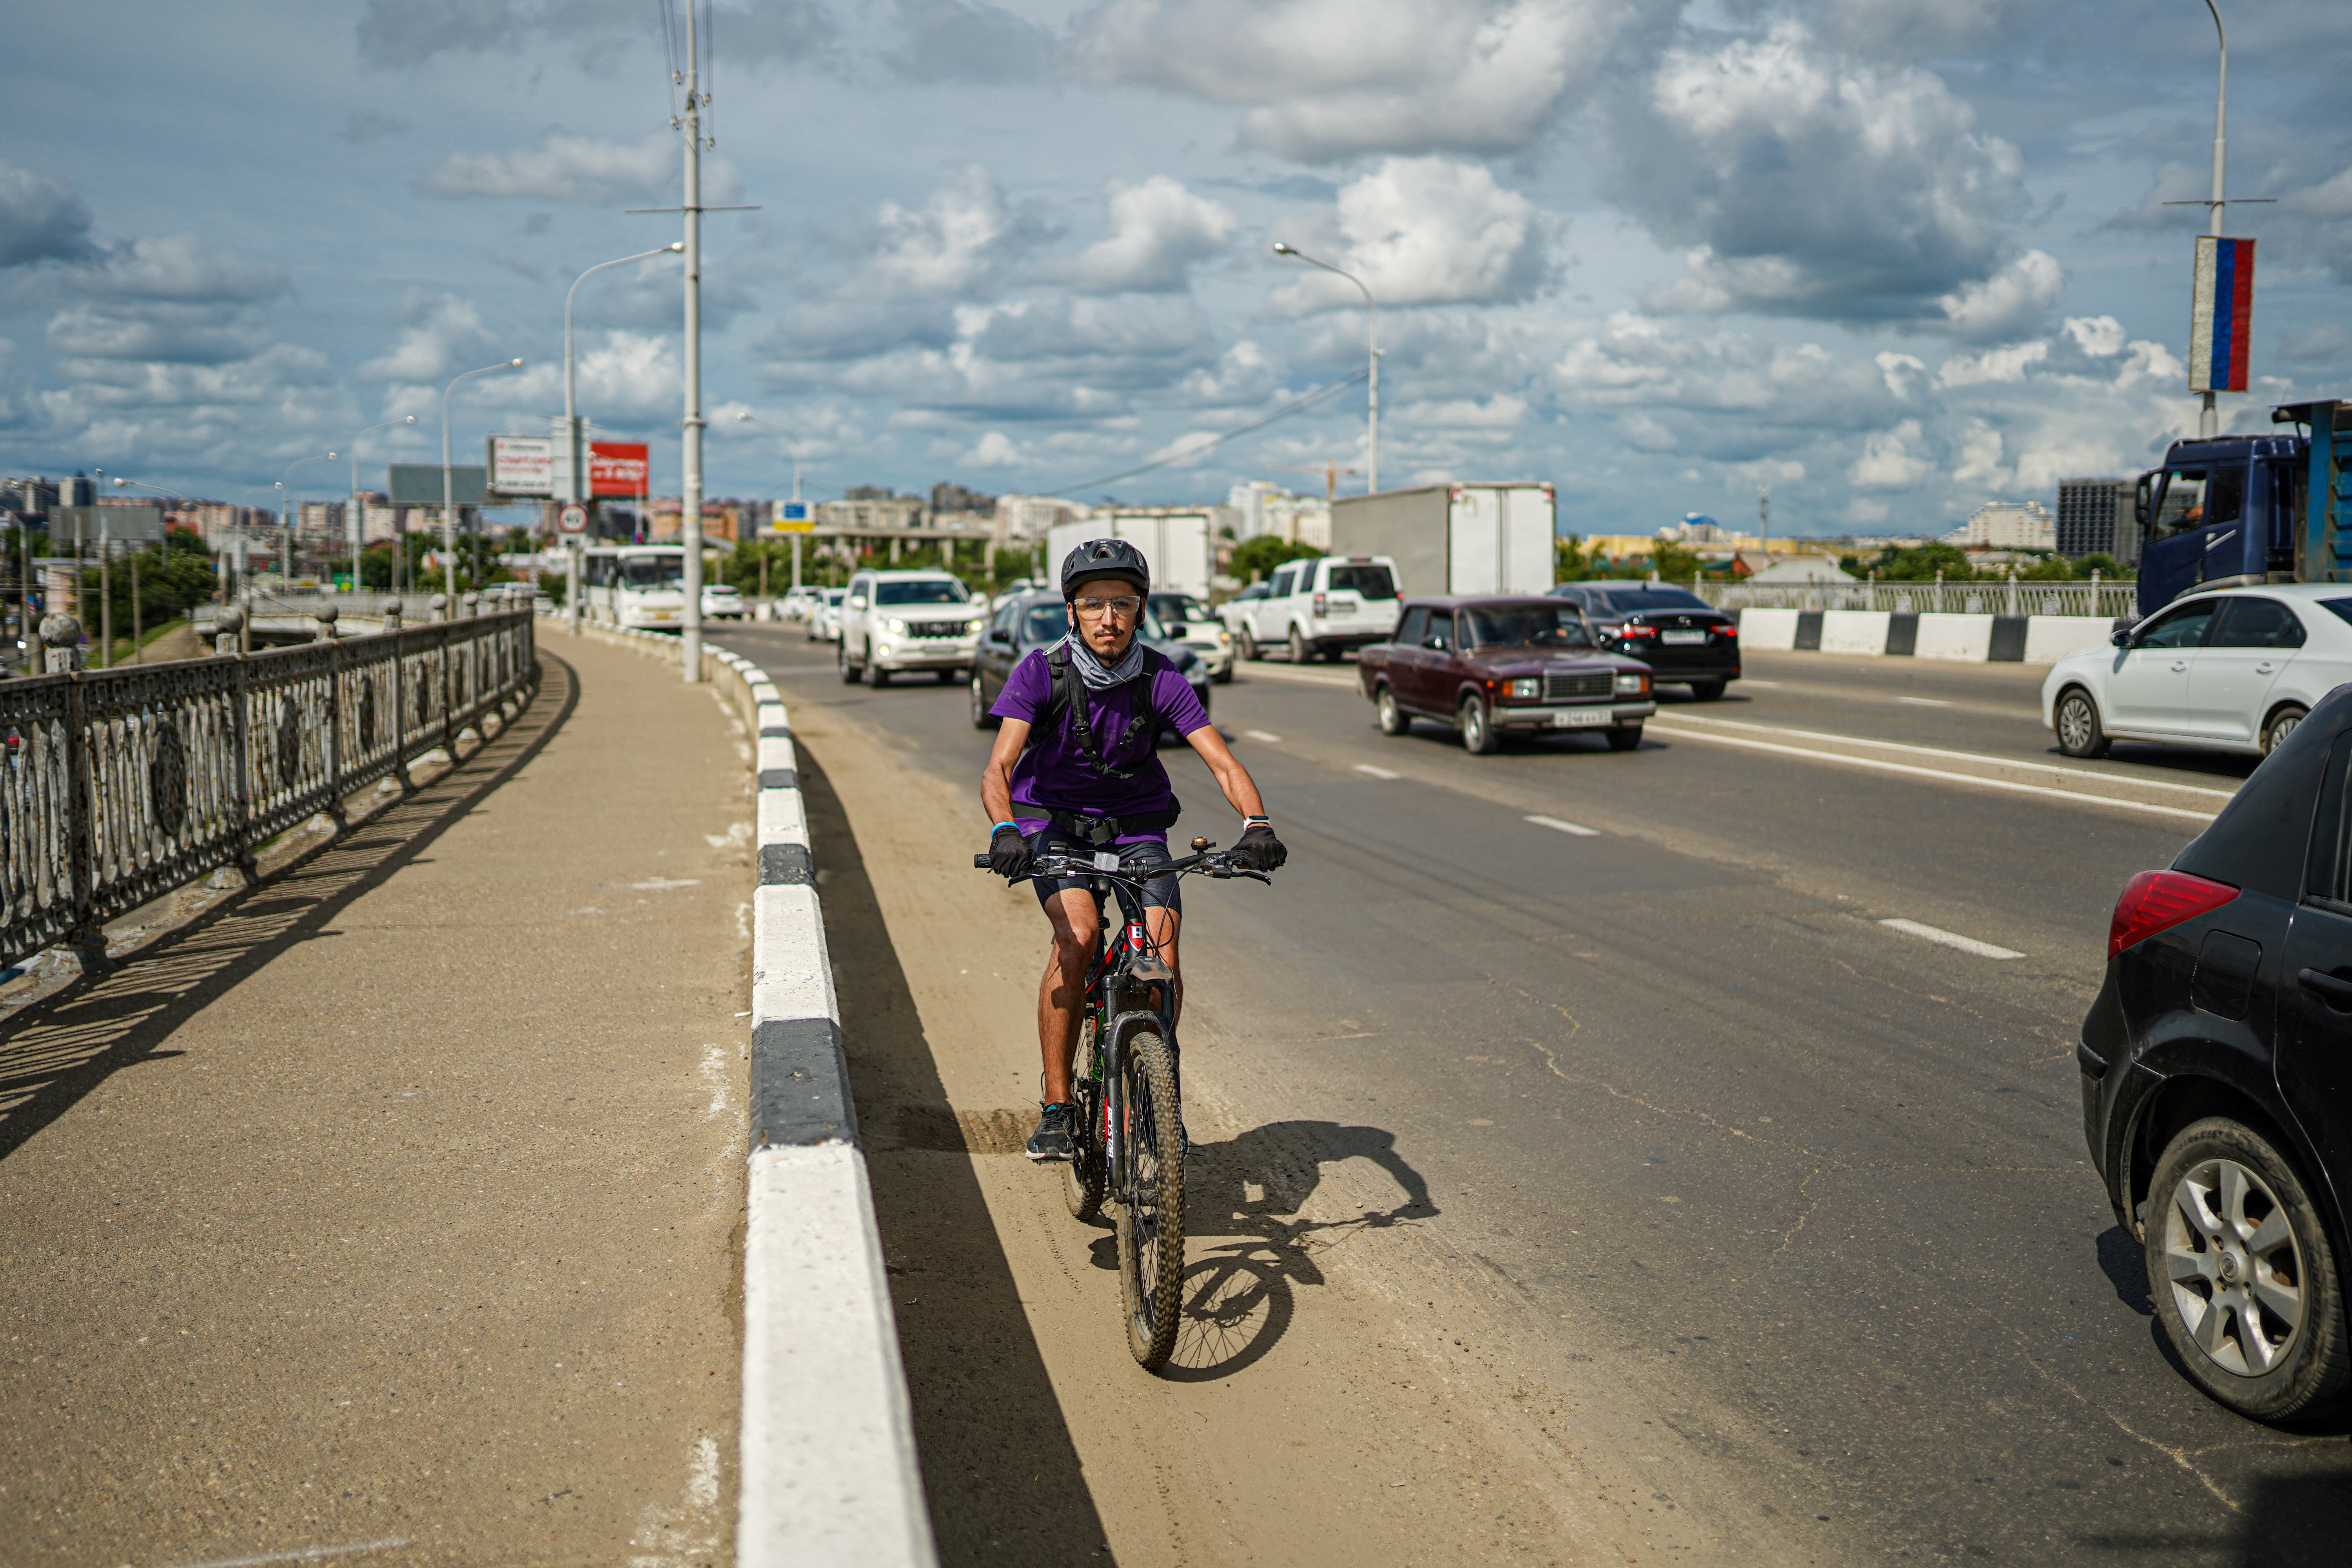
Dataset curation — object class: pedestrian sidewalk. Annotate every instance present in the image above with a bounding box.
[0,635,754,1568]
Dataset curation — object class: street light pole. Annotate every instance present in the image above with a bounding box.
[442,359,524,608]
[1274,241,1380,494]
[112,477,196,663]
[348,416,415,598]
[736,410,812,601]
[2200,0,2228,440]
[565,243,681,638]
[276,450,338,606]
[678,13,708,684]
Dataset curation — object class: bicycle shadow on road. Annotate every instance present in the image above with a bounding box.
[1143,1119,1437,1384]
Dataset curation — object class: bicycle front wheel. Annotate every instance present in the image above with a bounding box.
[1115,1027,1186,1369]
[1062,1077,1107,1223]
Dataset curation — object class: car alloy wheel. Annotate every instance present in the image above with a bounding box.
[1376,686,1409,736]
[866,643,889,687]
[2055,687,2109,759]
[2263,704,2308,757]
[1459,695,1500,754]
[969,672,996,729]
[2145,1116,2351,1421]
[838,639,859,684]
[1239,626,1259,661]
[1288,626,1310,663]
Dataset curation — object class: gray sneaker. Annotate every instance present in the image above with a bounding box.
[1026,1102,1080,1163]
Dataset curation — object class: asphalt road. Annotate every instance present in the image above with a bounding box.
[723,624,2349,1566]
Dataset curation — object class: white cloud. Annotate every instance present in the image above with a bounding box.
[416,132,737,205]
[1951,419,2009,487]
[1847,420,1935,487]
[1272,158,1552,312]
[1935,250,2063,341]
[1938,340,2049,387]
[964,430,1026,467]
[1064,176,1236,294]
[356,290,492,385]
[1062,0,1627,162]
[2063,315,2128,358]
[1622,22,2030,325]
[862,165,1039,298]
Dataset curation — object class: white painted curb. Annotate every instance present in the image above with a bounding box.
[538,615,936,1567]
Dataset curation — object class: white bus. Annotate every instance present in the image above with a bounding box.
[581,545,687,630]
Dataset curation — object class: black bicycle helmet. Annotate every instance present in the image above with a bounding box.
[1060,537,1151,600]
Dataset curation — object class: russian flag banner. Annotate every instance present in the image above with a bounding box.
[2189,236,2257,394]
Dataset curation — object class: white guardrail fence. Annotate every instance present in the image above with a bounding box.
[1691,578,2140,619]
[548,616,936,1568]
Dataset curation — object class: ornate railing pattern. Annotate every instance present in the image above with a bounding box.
[0,610,535,973]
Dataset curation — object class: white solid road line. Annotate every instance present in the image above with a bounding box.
[1646,722,2224,822]
[1237,664,1359,686]
[1878,918,2024,961]
[1526,814,1601,837]
[1740,679,1782,688]
[1243,729,1284,743]
[1657,714,2235,799]
[157,1542,412,1568]
[1353,764,1402,779]
[1897,697,1953,707]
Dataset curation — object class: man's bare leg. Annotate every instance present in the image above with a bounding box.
[1038,888,1098,1103]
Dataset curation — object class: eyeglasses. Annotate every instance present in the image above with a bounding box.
[1072,595,1143,620]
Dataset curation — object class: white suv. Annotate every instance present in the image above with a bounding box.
[838,569,985,687]
[1227,554,1402,663]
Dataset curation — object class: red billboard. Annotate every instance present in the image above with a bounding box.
[589,442,650,498]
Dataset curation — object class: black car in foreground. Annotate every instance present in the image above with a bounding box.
[1547,582,1739,699]
[2083,681,2352,1421]
[968,590,1210,739]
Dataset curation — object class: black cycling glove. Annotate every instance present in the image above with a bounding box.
[1230,822,1287,871]
[988,824,1034,880]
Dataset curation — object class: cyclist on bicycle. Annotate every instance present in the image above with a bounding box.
[980,538,1287,1162]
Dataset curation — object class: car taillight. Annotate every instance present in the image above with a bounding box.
[2107,870,2239,960]
[1720,623,1738,637]
[1313,593,1327,615]
[1619,623,1656,639]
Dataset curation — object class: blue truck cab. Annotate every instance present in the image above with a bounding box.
[2136,399,2352,618]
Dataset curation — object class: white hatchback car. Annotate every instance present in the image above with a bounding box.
[2042,584,2352,759]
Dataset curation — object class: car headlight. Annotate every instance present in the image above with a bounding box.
[885,616,907,634]
[1216,628,1231,645]
[1615,672,1649,694]
[1508,677,1541,699]
[967,618,985,633]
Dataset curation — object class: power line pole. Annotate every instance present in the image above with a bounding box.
[678,9,707,683]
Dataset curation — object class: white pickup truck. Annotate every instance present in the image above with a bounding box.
[1222,554,1403,663]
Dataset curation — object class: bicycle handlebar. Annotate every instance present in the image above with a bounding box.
[970,846,1272,884]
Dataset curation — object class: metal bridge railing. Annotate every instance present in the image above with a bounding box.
[1689,578,2140,619]
[0,608,537,974]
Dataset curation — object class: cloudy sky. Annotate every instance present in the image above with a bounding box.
[5,0,2352,537]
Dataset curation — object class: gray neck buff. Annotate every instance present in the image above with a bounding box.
[1064,632,1147,690]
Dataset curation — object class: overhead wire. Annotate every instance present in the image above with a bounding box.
[1037,368,1372,499]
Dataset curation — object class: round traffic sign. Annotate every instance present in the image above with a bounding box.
[557,503,588,533]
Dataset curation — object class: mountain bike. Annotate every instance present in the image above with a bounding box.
[974,839,1270,1368]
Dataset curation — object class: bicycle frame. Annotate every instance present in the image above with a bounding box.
[1077,860,1174,1199]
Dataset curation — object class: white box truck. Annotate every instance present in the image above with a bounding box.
[1330,483,1555,599]
[1048,508,1214,599]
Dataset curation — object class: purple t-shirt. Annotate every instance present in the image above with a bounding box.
[991,644,1211,841]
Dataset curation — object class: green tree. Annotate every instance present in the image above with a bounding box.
[1649,539,1704,583]
[1860,542,1978,581]
[1229,535,1321,583]
[1555,534,1593,583]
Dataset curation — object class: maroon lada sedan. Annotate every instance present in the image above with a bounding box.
[1356,596,1657,753]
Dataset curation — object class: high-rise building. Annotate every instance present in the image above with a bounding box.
[2056,478,2138,564]
[1944,501,2056,550]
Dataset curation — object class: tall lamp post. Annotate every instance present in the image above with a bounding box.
[347,416,416,597]
[735,410,810,602]
[442,359,524,610]
[564,244,681,635]
[1273,241,1381,494]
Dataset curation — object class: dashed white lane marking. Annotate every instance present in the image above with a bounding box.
[1352,764,1401,779]
[1740,679,1782,688]
[1878,918,2024,960]
[1243,729,1284,743]
[1897,697,1953,707]
[1526,814,1601,837]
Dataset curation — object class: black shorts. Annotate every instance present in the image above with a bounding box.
[1028,829,1182,916]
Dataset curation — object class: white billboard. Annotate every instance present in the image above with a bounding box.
[488,436,555,497]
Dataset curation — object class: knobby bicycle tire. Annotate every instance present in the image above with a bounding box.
[1116,1027,1186,1369]
[1062,1074,1107,1223]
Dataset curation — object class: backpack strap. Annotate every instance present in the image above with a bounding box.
[1039,642,1163,781]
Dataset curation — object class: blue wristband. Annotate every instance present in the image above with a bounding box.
[991,820,1020,833]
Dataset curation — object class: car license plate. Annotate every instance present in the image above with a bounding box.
[1660,630,1707,644]
[1552,709,1610,728]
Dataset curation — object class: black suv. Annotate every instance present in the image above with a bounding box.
[2082,681,2352,1421]
[1548,582,1739,699]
